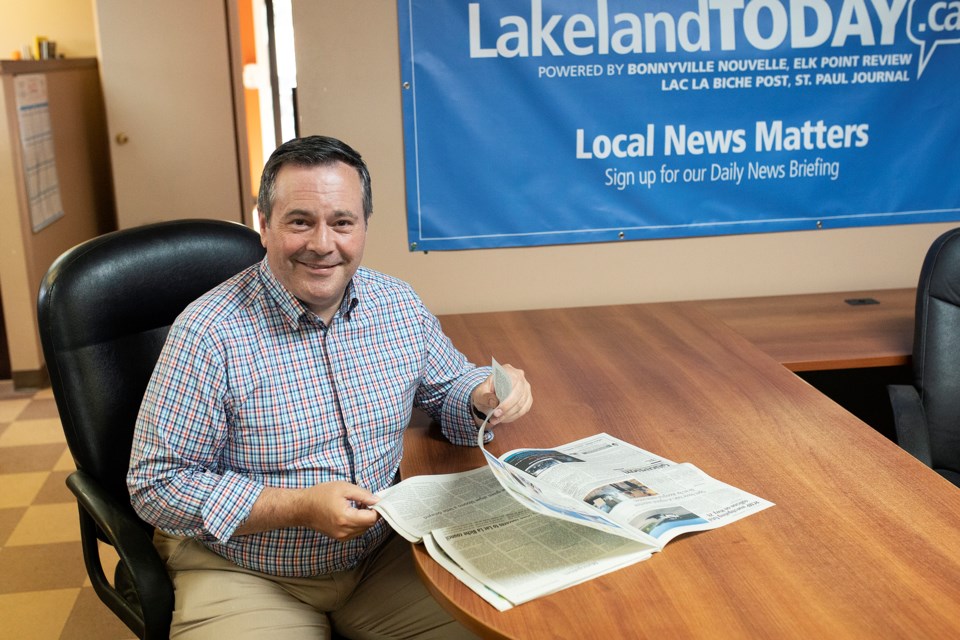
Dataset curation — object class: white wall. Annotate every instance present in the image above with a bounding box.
[296,1,952,315]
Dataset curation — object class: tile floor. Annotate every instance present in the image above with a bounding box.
[0,381,136,640]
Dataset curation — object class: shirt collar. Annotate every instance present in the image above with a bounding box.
[258,259,360,329]
[339,278,360,321]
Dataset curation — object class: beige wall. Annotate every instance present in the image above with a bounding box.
[292,1,955,316]
[0,0,98,60]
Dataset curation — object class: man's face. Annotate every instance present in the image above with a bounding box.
[259,162,367,322]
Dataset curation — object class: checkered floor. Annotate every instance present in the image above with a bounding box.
[0,381,136,639]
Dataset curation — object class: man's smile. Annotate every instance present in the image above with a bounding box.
[297,257,341,271]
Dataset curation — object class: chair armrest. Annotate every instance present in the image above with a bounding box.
[67,470,173,640]
[887,384,933,468]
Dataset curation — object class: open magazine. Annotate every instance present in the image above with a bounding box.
[373,361,774,610]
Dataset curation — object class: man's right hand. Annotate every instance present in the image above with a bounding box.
[235,481,380,541]
[298,481,380,540]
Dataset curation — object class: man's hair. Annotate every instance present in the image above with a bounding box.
[257,135,373,223]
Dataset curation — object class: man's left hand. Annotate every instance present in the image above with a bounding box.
[471,363,533,426]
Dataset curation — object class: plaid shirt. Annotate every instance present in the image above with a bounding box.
[128,260,489,577]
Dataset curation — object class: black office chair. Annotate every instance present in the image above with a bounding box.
[37,219,265,639]
[887,227,960,488]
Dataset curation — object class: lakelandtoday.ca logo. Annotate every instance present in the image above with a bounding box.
[467,0,960,78]
[909,0,960,75]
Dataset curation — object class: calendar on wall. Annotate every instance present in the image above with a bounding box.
[15,73,63,232]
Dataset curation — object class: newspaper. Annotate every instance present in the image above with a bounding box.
[374,361,774,610]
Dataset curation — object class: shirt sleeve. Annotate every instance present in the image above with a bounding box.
[412,301,492,447]
[127,319,263,543]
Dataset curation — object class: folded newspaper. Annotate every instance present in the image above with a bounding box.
[373,361,774,610]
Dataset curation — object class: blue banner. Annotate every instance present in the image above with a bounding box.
[398,0,960,251]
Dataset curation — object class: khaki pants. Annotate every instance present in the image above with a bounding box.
[155,531,478,640]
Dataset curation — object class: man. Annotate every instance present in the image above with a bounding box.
[128,135,532,639]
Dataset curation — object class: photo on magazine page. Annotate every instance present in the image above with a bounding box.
[584,479,659,513]
[630,507,708,538]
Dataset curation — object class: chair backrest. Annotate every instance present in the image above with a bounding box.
[912,227,960,474]
[37,219,265,523]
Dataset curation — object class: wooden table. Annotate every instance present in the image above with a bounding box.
[402,300,960,639]
[697,288,916,371]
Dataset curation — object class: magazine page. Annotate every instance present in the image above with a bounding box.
[372,466,526,542]
[496,433,678,501]
[427,509,655,609]
[498,433,774,545]
[479,444,655,544]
